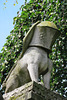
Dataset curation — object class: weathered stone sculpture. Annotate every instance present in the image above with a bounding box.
[2,21,60,93]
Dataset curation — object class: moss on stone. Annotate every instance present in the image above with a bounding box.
[37,21,58,30]
[9,95,20,100]
[9,96,16,100]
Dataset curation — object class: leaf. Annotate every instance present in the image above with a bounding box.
[13,4,16,6]
[6,0,8,2]
[16,0,18,4]
[3,3,6,5]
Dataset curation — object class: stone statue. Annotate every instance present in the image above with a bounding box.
[2,21,60,93]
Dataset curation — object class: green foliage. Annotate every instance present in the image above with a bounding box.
[0,0,67,97]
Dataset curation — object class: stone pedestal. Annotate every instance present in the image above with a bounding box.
[3,82,66,100]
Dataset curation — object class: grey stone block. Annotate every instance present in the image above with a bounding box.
[3,82,67,100]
